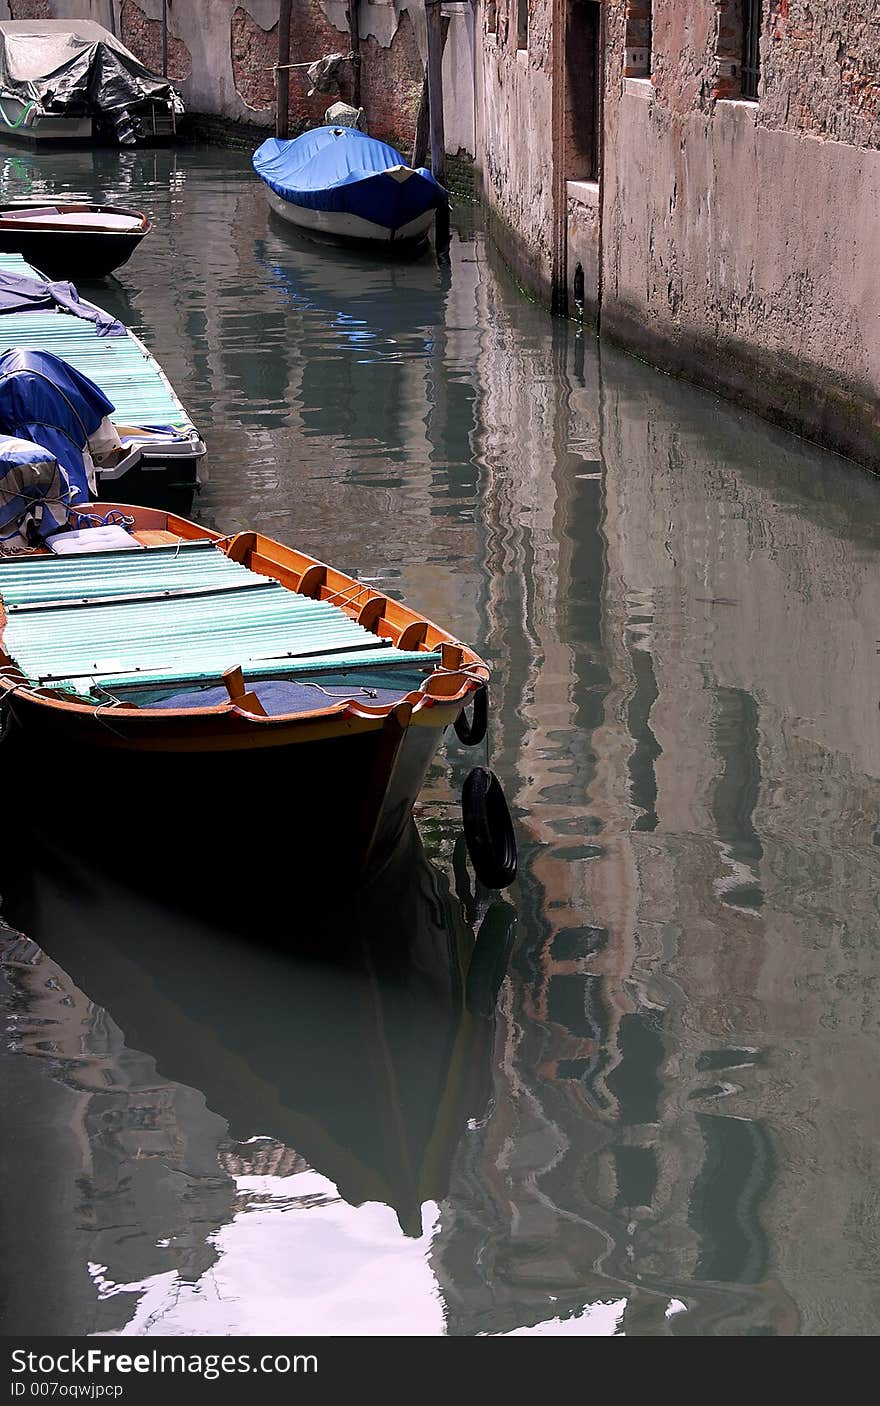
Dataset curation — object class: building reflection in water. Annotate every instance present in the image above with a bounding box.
[1,149,878,1335]
[0,824,514,1335]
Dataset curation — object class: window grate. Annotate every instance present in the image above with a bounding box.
[741,0,761,100]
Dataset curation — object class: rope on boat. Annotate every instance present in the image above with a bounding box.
[0,99,36,131]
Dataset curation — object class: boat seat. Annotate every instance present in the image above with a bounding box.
[2,207,61,221]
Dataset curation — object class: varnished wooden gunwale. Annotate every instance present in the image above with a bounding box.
[0,503,488,753]
[0,202,150,235]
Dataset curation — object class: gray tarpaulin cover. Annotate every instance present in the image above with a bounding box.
[0,20,183,141]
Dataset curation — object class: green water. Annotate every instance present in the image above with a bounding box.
[0,143,878,1337]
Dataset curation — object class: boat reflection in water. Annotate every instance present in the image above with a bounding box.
[0,820,514,1333]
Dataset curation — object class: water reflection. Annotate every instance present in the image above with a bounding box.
[0,142,878,1336]
[0,824,513,1335]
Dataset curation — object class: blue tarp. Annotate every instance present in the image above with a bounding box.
[0,270,124,336]
[253,127,447,233]
[0,434,71,542]
[0,349,115,501]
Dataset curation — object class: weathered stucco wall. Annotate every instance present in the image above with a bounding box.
[476,1,556,303]
[601,0,880,467]
[18,0,474,155]
[474,0,880,471]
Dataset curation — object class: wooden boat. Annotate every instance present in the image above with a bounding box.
[253,127,448,248]
[0,503,490,885]
[0,201,150,279]
[0,250,205,509]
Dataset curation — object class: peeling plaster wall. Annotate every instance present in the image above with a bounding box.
[28,1,474,154]
[602,0,880,468]
[476,2,556,303]
[475,0,880,470]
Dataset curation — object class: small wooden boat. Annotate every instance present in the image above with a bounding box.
[253,127,448,248]
[0,502,490,885]
[0,202,150,279]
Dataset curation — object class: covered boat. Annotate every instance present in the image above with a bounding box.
[253,126,447,247]
[0,502,492,886]
[0,251,205,508]
[0,201,150,279]
[0,20,182,144]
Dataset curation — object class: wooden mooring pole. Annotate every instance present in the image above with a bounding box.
[348,0,362,108]
[424,0,446,188]
[276,0,293,139]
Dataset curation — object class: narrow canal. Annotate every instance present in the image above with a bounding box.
[1,143,879,1338]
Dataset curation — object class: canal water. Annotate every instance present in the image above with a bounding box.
[1,143,879,1338]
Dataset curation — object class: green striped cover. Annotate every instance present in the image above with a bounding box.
[0,542,438,697]
[0,252,193,432]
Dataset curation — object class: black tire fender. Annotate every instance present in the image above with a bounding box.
[454,684,488,747]
[461,766,517,889]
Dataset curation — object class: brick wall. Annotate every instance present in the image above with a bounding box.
[120,0,193,81]
[360,9,424,151]
[623,0,652,78]
[759,1,880,149]
[8,2,53,17]
[230,5,277,112]
[287,0,354,130]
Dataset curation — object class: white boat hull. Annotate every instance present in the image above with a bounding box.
[0,96,92,142]
[265,187,434,246]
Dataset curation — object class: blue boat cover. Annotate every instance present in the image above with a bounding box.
[253,127,447,233]
[0,435,72,543]
[0,270,124,336]
[0,349,115,502]
[143,678,418,715]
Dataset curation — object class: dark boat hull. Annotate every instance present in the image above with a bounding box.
[0,227,146,279]
[95,446,202,515]
[1,697,451,890]
[0,202,150,278]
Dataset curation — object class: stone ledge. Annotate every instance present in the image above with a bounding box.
[624,77,653,99]
[715,97,759,118]
[567,179,600,211]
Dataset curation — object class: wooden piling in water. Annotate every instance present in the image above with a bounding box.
[276,0,292,140]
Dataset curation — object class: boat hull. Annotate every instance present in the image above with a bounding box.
[95,439,204,514]
[265,186,435,249]
[0,226,147,279]
[1,690,455,886]
[0,97,92,142]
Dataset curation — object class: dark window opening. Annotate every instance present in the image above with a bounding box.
[624,2,652,79]
[741,0,761,99]
[565,0,601,182]
[517,0,529,50]
[487,0,497,36]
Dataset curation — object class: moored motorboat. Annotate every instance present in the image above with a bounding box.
[253,126,448,248]
[0,201,150,279]
[0,250,205,509]
[0,502,497,886]
[0,20,182,145]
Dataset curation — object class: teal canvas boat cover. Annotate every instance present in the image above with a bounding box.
[0,542,438,697]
